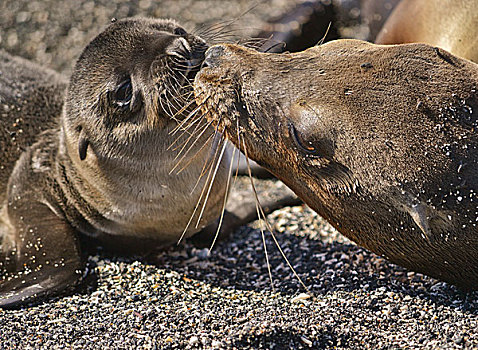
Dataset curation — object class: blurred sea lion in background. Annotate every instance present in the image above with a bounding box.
[376,0,478,63]
[258,0,478,64]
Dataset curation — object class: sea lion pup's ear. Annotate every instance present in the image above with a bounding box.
[78,127,89,161]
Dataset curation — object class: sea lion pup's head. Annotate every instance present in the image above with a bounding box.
[64,17,208,161]
[195,40,478,289]
[60,18,230,242]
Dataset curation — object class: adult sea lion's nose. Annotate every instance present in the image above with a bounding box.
[202,45,225,69]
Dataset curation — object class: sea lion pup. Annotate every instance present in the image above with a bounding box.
[194,40,478,289]
[376,0,478,63]
[0,18,234,308]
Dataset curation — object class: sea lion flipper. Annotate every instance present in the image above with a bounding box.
[0,200,83,309]
[0,258,82,309]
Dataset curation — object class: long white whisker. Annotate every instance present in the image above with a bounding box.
[242,134,310,293]
[176,132,215,175]
[170,96,208,136]
[208,144,236,252]
[169,119,212,174]
[240,133,274,290]
[195,139,228,228]
[191,129,222,192]
[176,133,223,245]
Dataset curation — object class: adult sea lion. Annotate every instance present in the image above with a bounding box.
[0,18,234,308]
[194,40,478,289]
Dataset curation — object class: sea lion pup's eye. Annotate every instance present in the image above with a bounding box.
[289,123,317,155]
[114,79,133,107]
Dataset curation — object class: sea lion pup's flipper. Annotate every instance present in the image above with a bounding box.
[0,199,83,309]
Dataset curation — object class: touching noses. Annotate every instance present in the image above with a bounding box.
[201,45,226,69]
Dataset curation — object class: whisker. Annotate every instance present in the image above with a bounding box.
[194,22,241,40]
[263,41,286,53]
[195,138,228,228]
[176,133,223,245]
[170,116,207,155]
[190,128,223,195]
[168,106,209,152]
[238,36,272,50]
[193,20,230,37]
[166,98,198,127]
[208,145,236,252]
[239,120,310,293]
[163,89,179,119]
[176,132,215,175]
[169,119,212,174]
[238,129,274,290]
[169,101,204,136]
[317,22,332,46]
[170,113,207,152]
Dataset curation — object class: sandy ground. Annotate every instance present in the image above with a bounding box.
[1,1,477,349]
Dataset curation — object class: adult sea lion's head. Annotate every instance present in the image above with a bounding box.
[194,40,478,289]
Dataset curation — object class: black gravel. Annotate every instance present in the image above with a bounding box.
[1,1,478,349]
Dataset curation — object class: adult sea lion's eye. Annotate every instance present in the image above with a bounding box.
[289,123,317,155]
[115,79,132,107]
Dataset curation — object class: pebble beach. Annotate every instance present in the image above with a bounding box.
[1,1,477,348]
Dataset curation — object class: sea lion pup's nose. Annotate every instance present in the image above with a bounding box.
[202,45,225,69]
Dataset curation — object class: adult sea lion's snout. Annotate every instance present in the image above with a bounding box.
[202,45,228,69]
[195,40,478,290]
[195,43,301,176]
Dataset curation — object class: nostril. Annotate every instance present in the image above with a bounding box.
[202,45,226,69]
[207,45,225,59]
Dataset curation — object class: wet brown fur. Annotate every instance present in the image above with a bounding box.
[0,18,231,307]
[195,40,478,289]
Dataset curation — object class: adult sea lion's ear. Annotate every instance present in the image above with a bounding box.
[78,127,89,161]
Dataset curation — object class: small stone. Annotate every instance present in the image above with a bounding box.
[189,336,199,345]
[291,293,312,303]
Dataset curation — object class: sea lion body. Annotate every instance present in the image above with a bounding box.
[0,51,67,199]
[0,18,231,307]
[195,40,478,289]
[259,0,477,63]
[376,0,478,63]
